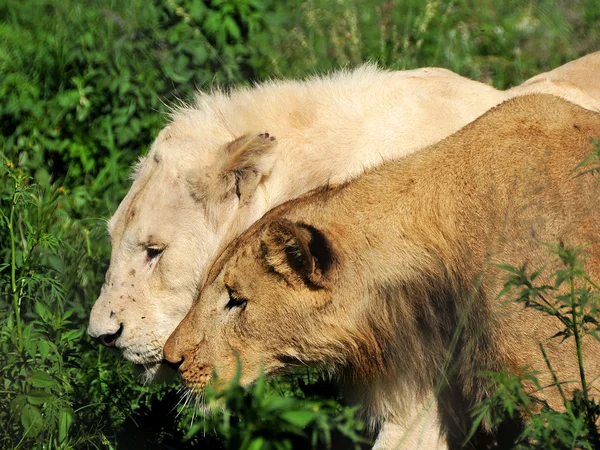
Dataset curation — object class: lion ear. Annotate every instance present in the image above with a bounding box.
[219,132,278,204]
[260,219,334,288]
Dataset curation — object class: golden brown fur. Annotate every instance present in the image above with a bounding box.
[165,94,600,448]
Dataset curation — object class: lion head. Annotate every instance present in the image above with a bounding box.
[88,119,279,381]
[163,215,418,392]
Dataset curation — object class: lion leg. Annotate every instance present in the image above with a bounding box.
[373,396,448,450]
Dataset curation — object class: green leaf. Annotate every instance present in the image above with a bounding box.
[495,263,520,274]
[28,389,54,405]
[34,301,50,321]
[247,437,266,450]
[58,407,74,443]
[280,410,316,428]
[189,2,206,22]
[61,328,83,343]
[24,339,38,359]
[224,16,241,41]
[28,370,57,388]
[11,394,28,414]
[21,403,43,437]
[38,340,50,360]
[191,45,208,65]
[57,90,80,109]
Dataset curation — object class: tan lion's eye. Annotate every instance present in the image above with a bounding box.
[225,285,247,310]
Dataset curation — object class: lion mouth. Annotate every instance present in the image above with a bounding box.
[179,370,211,393]
[117,346,174,383]
[132,360,178,384]
[134,360,162,370]
[120,346,164,366]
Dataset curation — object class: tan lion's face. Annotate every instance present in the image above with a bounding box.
[163,218,369,390]
[88,121,278,382]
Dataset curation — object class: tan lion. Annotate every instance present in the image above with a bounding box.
[507,50,600,110]
[87,65,508,382]
[164,95,600,449]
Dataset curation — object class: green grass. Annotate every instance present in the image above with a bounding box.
[1,0,600,448]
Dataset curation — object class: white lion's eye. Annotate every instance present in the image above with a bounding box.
[146,247,163,260]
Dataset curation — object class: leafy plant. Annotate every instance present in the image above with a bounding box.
[182,367,367,450]
[575,139,600,178]
[469,242,600,449]
[0,159,92,448]
[262,0,600,88]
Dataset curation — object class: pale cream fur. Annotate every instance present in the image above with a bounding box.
[508,50,600,110]
[164,95,600,448]
[88,65,507,385]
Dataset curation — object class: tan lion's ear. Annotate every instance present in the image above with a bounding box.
[260,219,334,288]
[219,132,278,204]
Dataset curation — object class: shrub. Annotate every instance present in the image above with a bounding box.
[469,241,600,448]
[183,369,367,449]
[0,0,275,184]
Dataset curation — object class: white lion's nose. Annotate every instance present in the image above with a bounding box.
[95,323,124,347]
[88,294,123,343]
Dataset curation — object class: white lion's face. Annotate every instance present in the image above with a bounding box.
[88,167,228,380]
[88,125,277,382]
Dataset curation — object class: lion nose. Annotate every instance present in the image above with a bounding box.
[164,356,184,371]
[163,348,185,370]
[163,338,186,370]
[96,323,124,348]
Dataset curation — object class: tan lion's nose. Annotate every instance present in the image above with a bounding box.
[163,333,186,370]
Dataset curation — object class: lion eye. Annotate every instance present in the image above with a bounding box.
[146,246,163,260]
[225,286,247,310]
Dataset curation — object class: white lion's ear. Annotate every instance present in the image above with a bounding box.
[260,219,334,288]
[219,132,278,204]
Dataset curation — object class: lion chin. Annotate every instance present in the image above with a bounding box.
[133,361,178,385]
